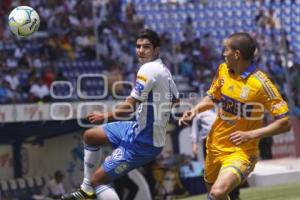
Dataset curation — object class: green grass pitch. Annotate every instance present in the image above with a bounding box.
[179,181,300,200]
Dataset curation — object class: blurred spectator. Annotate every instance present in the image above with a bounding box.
[255,8,268,29]
[0,80,14,103]
[43,170,66,199]
[29,78,51,102]
[106,62,124,99]
[265,8,281,30]
[32,54,43,69]
[125,2,136,23]
[200,33,218,66]
[0,0,297,106]
[60,33,75,60]
[14,42,26,59]
[4,68,19,90]
[183,16,195,44]
[42,67,56,88]
[179,57,194,80]
[6,55,18,68]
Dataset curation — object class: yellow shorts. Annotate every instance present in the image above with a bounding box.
[204,151,257,185]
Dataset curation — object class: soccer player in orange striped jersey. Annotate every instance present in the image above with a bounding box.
[179,32,291,200]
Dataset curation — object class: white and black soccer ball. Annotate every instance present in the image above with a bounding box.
[8,6,40,37]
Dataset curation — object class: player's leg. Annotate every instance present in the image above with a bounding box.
[229,186,240,200]
[208,170,238,200]
[93,127,162,200]
[208,153,257,200]
[61,126,112,200]
[92,145,161,200]
[206,183,215,200]
[61,122,133,200]
[204,152,221,200]
[91,166,120,200]
[81,127,111,194]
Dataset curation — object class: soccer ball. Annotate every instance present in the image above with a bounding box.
[8,6,40,37]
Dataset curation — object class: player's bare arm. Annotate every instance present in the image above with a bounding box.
[172,98,180,107]
[179,96,215,126]
[192,142,199,156]
[87,96,140,124]
[229,117,291,145]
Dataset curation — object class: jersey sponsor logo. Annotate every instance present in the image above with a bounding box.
[104,155,114,166]
[134,81,145,94]
[114,162,129,174]
[84,162,95,168]
[112,148,124,161]
[271,101,287,111]
[240,86,250,99]
[220,94,253,117]
[137,74,147,82]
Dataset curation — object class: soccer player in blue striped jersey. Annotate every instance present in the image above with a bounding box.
[61,29,179,200]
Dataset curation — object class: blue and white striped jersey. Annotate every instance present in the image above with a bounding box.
[130,58,179,147]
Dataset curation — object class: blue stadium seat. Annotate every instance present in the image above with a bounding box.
[8,179,19,198]
[33,176,45,194]
[0,180,10,199]
[16,178,30,198]
[41,175,50,186]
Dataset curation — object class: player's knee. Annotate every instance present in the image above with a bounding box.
[83,128,102,146]
[91,169,111,186]
[210,185,228,200]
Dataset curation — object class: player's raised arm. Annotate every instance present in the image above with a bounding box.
[86,96,140,124]
[179,63,224,126]
[179,96,215,126]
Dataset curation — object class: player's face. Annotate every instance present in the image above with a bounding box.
[223,39,237,69]
[136,38,159,64]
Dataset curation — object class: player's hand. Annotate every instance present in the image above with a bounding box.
[178,109,196,126]
[229,131,253,145]
[192,143,199,157]
[86,112,105,124]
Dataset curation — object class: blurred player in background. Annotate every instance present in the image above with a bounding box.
[61,29,179,200]
[179,32,291,200]
[191,109,216,160]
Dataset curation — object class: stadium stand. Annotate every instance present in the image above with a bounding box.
[0,0,298,112]
[0,176,51,200]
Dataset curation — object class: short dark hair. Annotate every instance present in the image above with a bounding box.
[54,170,64,177]
[228,32,256,60]
[136,29,160,47]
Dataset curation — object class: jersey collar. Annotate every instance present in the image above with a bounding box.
[240,63,257,79]
[154,58,162,63]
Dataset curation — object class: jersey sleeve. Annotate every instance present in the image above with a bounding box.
[256,73,289,119]
[130,64,155,102]
[169,78,180,101]
[191,115,201,143]
[206,64,224,102]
